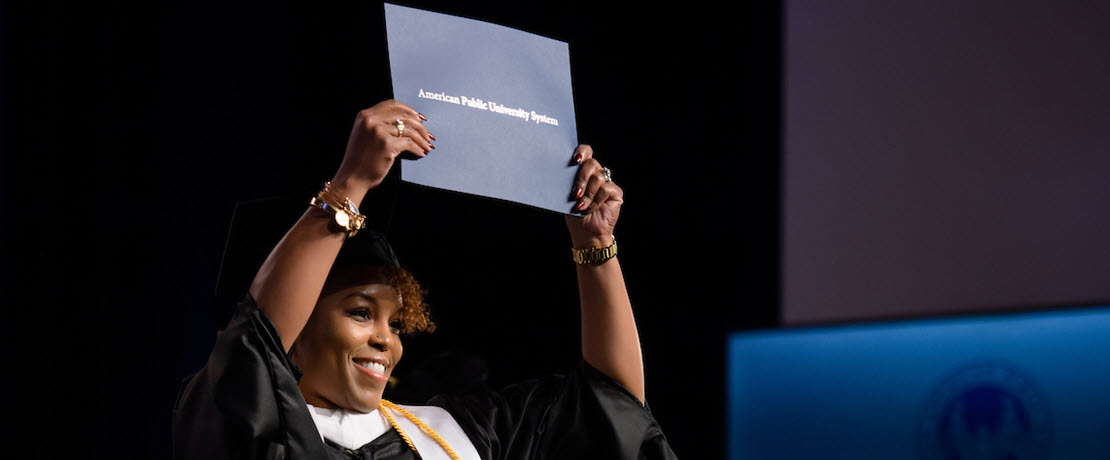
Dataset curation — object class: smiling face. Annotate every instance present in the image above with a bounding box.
[292,281,404,413]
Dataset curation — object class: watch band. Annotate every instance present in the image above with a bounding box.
[571,238,618,265]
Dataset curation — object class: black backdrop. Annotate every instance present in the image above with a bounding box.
[2,1,780,458]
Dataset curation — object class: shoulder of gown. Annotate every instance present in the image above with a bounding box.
[172,294,330,460]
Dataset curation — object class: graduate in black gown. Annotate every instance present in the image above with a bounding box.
[172,100,678,459]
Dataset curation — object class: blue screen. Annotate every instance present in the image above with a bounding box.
[728,307,1110,459]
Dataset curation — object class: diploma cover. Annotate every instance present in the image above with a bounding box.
[384,3,579,214]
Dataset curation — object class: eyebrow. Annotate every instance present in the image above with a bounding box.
[343,292,401,316]
[344,292,379,304]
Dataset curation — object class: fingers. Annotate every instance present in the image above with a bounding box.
[360,100,434,140]
[576,174,623,212]
[365,99,422,122]
[571,144,593,165]
[389,114,434,154]
[364,104,433,155]
[372,122,426,159]
[403,115,434,144]
[394,136,429,158]
[386,99,423,121]
[571,158,601,199]
[592,182,623,209]
[570,146,619,212]
[385,101,433,147]
[575,173,606,211]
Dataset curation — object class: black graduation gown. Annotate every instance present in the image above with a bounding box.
[172,295,679,460]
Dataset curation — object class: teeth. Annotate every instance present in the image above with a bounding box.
[356,361,386,374]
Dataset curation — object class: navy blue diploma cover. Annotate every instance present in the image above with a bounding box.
[384,3,579,214]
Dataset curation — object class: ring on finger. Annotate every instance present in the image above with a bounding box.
[392,119,405,137]
[600,167,612,183]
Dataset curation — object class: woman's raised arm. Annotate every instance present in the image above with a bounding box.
[249,100,433,352]
[565,145,645,403]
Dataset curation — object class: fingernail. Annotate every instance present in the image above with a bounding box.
[429,134,436,141]
[576,200,587,210]
[575,188,583,199]
[430,144,436,149]
[418,113,427,121]
[573,153,582,163]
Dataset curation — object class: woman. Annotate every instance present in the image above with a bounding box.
[173,100,677,459]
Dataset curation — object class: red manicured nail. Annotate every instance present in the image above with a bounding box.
[418,113,427,121]
[431,144,436,149]
[429,134,436,141]
[575,188,583,199]
[576,200,587,210]
[573,153,582,163]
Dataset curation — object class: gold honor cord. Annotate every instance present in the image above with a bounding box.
[380,399,462,460]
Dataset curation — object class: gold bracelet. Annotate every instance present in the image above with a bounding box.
[571,238,617,265]
[309,182,366,237]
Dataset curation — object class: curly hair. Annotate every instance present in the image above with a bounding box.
[321,264,435,335]
[383,266,435,334]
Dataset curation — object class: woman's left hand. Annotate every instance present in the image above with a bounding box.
[565,145,623,248]
[565,145,643,402]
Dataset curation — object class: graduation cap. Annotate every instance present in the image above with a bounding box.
[215,176,403,304]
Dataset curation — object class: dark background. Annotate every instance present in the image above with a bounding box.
[2,1,780,458]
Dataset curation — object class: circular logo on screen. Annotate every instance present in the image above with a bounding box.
[916,362,1052,460]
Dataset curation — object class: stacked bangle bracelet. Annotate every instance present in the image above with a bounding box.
[309,182,366,237]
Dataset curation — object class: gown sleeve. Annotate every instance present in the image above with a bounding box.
[172,295,330,460]
[428,361,680,460]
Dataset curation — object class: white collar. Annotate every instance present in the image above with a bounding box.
[306,403,481,460]
[306,404,390,450]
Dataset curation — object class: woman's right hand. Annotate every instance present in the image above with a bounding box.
[331,100,434,195]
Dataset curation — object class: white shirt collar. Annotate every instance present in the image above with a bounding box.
[306,404,390,450]
[306,403,480,460]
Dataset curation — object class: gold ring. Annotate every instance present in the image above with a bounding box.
[392,119,405,137]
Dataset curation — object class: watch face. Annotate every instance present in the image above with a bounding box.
[335,211,350,229]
